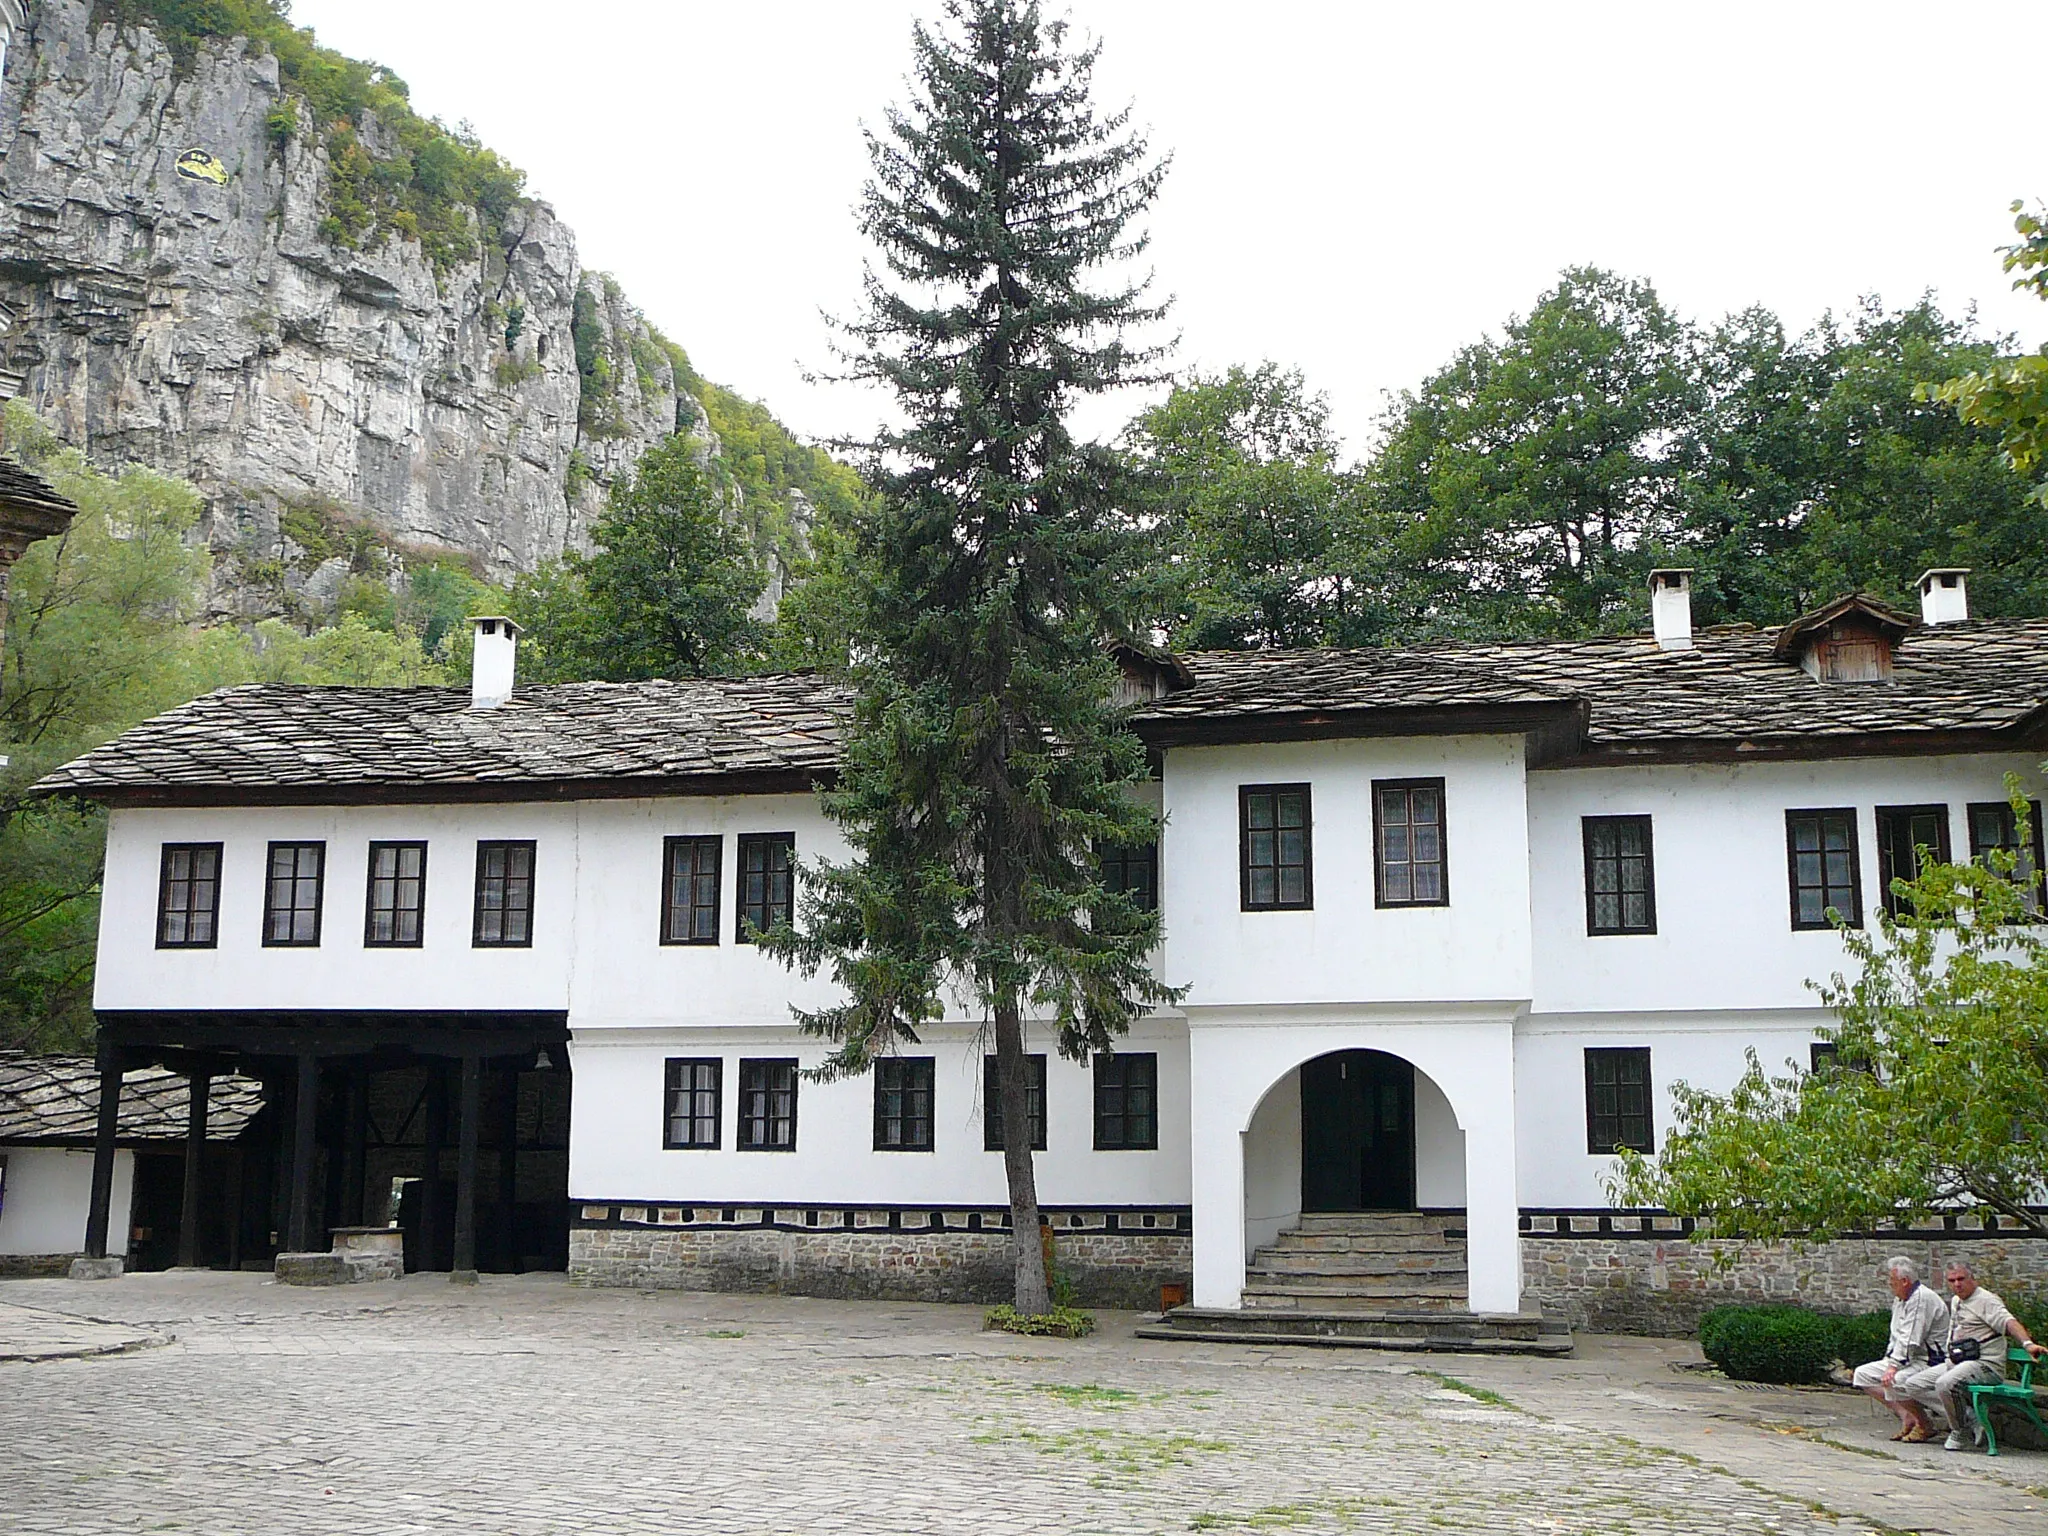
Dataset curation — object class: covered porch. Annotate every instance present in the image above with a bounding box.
[73,1009,571,1282]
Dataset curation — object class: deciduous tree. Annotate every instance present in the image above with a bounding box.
[1614,782,2048,1241]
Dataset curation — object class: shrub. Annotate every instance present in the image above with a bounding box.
[1697,1304,1838,1383]
[984,1304,1095,1339]
[1824,1311,1892,1368]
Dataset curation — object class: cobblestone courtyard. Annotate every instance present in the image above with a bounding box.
[2,1273,2045,1535]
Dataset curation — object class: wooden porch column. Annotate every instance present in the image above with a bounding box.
[450,1055,482,1283]
[285,1053,321,1253]
[496,1064,520,1272]
[421,1062,448,1268]
[340,1062,369,1228]
[81,1042,124,1262]
[176,1069,211,1268]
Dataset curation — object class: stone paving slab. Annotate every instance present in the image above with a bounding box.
[0,1272,2044,1535]
[0,1299,164,1362]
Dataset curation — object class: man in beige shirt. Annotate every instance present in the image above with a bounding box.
[1850,1257,1948,1441]
[1935,1261,2047,1451]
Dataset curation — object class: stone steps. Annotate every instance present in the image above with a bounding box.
[1244,1210,1471,1311]
[1139,1305,1572,1356]
[1291,1212,1465,1237]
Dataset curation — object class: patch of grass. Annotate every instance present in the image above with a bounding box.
[1187,1507,1315,1530]
[1416,1369,1520,1410]
[702,1328,746,1339]
[984,1303,1094,1338]
[978,1423,1232,1472]
[1031,1383,1138,1409]
[1754,1418,1897,1460]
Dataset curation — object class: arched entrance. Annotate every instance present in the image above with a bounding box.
[1300,1049,1415,1212]
[1187,1010,1521,1313]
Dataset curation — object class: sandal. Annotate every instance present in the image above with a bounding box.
[1888,1426,1912,1442]
[1901,1426,1934,1444]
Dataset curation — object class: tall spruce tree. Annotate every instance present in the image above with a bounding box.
[757,0,1176,1315]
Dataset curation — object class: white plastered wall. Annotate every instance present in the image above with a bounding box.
[568,1019,1192,1210]
[0,1147,133,1256]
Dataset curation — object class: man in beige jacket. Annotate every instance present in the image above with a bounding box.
[1850,1257,1948,1441]
[1935,1261,2047,1451]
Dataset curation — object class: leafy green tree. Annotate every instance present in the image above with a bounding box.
[514,434,767,681]
[1926,201,2048,515]
[1780,299,2047,617]
[757,0,1178,1317]
[1614,781,2048,1241]
[249,613,448,686]
[1125,364,1356,649]
[1364,268,1700,638]
[0,418,227,1051]
[763,508,868,675]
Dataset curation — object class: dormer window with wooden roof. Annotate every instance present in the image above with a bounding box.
[1770,595,1915,684]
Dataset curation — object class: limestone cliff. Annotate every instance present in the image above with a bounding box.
[0,0,701,613]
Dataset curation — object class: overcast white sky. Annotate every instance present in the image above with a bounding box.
[294,0,2046,454]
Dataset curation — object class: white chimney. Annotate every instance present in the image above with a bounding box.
[1917,568,1969,626]
[1649,568,1693,651]
[469,616,521,708]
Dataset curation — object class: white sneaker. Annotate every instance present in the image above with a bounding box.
[1943,1431,1969,1451]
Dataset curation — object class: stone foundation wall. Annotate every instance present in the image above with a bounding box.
[568,1203,1191,1310]
[0,1254,73,1279]
[1521,1212,2048,1335]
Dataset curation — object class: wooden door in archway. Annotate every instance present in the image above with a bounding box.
[1299,1050,1415,1212]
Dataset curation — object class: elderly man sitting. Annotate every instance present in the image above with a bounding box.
[1850,1256,1947,1442]
[1934,1261,2048,1452]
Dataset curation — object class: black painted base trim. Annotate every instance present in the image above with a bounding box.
[572,1200,1192,1237]
[1519,1206,2048,1240]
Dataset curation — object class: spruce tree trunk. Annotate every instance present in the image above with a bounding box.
[994,995,1053,1316]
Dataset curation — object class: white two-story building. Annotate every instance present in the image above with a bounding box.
[35,574,2048,1337]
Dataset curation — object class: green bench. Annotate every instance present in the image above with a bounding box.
[1967,1344,2046,1457]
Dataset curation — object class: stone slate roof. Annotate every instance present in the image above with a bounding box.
[30,617,2048,802]
[35,673,849,803]
[0,454,78,538]
[1152,618,2048,756]
[0,1052,264,1144]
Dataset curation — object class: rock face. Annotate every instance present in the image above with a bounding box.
[0,0,695,607]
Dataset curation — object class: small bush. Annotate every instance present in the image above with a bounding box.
[1697,1304,1838,1383]
[1825,1311,1892,1368]
[984,1304,1095,1339]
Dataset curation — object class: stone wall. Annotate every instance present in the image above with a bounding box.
[1521,1211,2048,1335]
[0,1253,72,1279]
[569,1204,1192,1311]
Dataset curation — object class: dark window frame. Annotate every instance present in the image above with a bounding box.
[155,842,223,950]
[1099,839,1160,914]
[1239,783,1313,912]
[1582,814,1657,936]
[1584,1046,1655,1155]
[363,839,428,948]
[1785,808,1862,931]
[472,839,537,948]
[735,832,796,944]
[261,840,326,948]
[1373,777,1450,908]
[983,1053,1048,1152]
[736,1057,798,1151]
[1875,803,1951,919]
[663,1057,722,1150]
[1809,1041,1874,1076]
[660,835,723,947]
[1966,800,2045,918]
[873,1056,936,1153]
[1093,1051,1159,1151]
